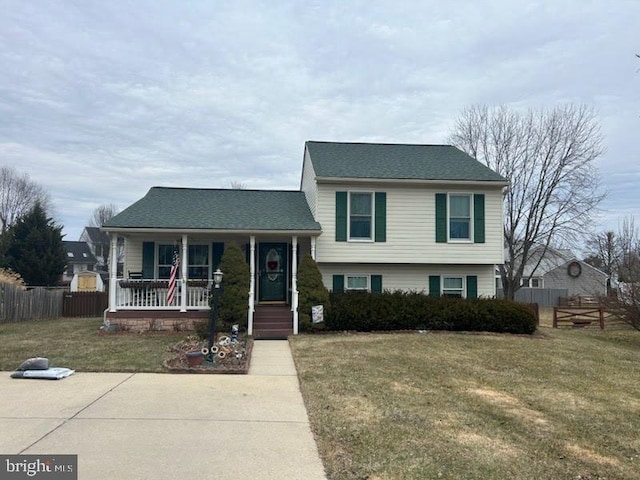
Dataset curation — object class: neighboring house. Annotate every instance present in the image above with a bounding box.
[102,141,507,337]
[515,245,608,298]
[63,241,98,282]
[80,227,124,276]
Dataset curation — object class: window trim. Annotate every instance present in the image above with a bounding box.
[521,277,543,288]
[448,193,473,242]
[441,275,465,298]
[348,191,375,242]
[345,274,371,291]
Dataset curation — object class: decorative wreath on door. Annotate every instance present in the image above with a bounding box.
[265,248,281,281]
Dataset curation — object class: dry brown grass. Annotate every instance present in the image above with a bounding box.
[0,317,187,372]
[291,328,640,480]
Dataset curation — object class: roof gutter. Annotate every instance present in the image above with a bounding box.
[315,176,509,187]
[101,227,323,236]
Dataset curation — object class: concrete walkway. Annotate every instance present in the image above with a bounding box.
[0,340,327,480]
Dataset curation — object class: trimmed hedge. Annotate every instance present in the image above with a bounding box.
[326,291,537,334]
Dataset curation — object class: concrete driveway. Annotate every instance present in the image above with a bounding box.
[0,341,327,480]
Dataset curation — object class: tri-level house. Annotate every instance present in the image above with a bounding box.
[102,141,507,337]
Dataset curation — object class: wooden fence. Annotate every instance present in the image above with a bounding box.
[63,291,108,317]
[553,306,606,329]
[0,284,64,322]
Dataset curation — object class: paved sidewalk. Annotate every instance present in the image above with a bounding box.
[0,340,327,480]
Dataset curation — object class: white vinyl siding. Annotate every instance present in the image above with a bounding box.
[315,182,503,264]
[300,148,319,219]
[320,263,496,297]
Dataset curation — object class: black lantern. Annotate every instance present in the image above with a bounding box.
[206,269,223,362]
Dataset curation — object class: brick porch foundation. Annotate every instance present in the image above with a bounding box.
[105,310,209,332]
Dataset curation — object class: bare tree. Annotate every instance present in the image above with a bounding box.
[584,230,619,295]
[88,203,119,227]
[0,166,51,234]
[616,216,640,283]
[600,216,640,330]
[229,180,247,189]
[87,203,122,271]
[449,105,606,299]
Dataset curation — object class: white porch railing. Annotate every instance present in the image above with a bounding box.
[114,279,212,310]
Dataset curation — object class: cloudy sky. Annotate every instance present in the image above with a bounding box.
[0,1,638,243]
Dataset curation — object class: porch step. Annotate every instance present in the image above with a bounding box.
[253,305,293,340]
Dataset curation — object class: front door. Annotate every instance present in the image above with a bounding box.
[258,243,288,302]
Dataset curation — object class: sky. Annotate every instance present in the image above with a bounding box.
[0,0,638,245]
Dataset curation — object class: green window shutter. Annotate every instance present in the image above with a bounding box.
[335,192,348,242]
[473,194,485,243]
[374,192,387,242]
[428,275,441,297]
[435,193,447,243]
[142,242,155,279]
[212,242,224,270]
[467,275,478,298]
[371,275,383,293]
[332,275,344,293]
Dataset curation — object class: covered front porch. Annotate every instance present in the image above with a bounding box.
[104,232,319,336]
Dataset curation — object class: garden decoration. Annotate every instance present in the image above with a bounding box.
[231,324,239,343]
[205,269,224,363]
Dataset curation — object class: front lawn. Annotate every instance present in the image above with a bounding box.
[0,317,186,372]
[291,329,640,480]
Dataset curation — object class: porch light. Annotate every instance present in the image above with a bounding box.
[206,268,224,363]
[213,268,224,288]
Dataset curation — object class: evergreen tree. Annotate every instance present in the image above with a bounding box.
[5,203,66,286]
[215,243,250,331]
[297,253,330,331]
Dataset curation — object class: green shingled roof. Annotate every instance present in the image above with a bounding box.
[306,141,507,183]
[103,188,321,231]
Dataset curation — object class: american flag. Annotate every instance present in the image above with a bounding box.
[167,249,179,306]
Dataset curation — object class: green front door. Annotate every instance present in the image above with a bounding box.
[258,243,288,302]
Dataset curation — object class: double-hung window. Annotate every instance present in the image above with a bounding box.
[522,277,543,288]
[346,275,369,291]
[157,245,178,279]
[442,276,464,297]
[188,245,209,279]
[449,194,471,241]
[349,192,373,240]
[158,244,210,279]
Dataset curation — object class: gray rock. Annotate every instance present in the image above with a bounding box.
[16,357,49,371]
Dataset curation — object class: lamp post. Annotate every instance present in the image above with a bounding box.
[206,268,223,363]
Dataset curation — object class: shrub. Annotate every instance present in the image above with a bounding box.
[215,243,250,331]
[297,254,330,332]
[0,268,26,289]
[326,291,536,334]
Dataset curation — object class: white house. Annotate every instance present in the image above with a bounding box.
[102,141,507,337]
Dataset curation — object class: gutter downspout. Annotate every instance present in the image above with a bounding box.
[248,236,256,335]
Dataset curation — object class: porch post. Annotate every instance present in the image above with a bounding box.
[311,236,317,261]
[180,234,187,312]
[248,236,256,335]
[292,235,299,335]
[108,233,118,312]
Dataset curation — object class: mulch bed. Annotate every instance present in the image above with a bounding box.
[163,334,253,374]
